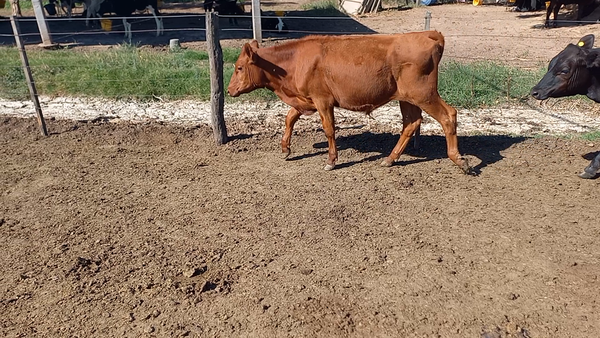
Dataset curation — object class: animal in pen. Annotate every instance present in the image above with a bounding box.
[204,0,288,32]
[227,31,470,173]
[531,34,600,179]
[544,0,595,28]
[9,0,21,16]
[85,0,163,39]
[58,0,88,18]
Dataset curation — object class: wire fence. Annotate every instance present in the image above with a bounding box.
[1,6,599,134]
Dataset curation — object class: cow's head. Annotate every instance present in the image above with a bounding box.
[531,34,600,101]
[227,40,262,97]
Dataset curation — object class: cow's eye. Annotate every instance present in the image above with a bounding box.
[237,66,243,72]
[560,68,569,74]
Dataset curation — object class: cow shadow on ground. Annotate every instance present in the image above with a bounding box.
[289,132,528,174]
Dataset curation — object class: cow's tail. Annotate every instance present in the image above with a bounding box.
[427,30,445,63]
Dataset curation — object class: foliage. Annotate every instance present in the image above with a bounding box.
[438,61,546,108]
[0,46,574,108]
[300,0,345,16]
[580,131,600,141]
[0,45,275,101]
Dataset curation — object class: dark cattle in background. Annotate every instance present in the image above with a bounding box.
[531,34,600,178]
[261,12,288,33]
[212,0,244,25]
[95,0,164,39]
[204,0,288,32]
[544,0,595,28]
[227,31,470,173]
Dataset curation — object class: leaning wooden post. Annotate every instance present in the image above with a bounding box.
[251,0,262,43]
[10,16,48,137]
[206,12,228,145]
[31,0,55,47]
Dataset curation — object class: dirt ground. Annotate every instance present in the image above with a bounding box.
[2,115,600,338]
[2,1,600,338]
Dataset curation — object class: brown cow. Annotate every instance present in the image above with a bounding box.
[227,31,470,173]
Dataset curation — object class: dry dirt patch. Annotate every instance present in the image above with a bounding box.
[2,116,600,337]
[2,2,600,338]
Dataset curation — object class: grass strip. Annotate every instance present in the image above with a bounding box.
[0,45,569,109]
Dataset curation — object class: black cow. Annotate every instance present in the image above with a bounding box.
[531,34,600,179]
[95,0,164,39]
[219,0,244,25]
[544,0,595,28]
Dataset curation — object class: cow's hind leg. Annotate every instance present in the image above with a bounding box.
[281,107,302,159]
[544,5,552,27]
[578,152,600,179]
[381,101,422,167]
[147,5,164,36]
[421,97,471,174]
[10,0,22,17]
[552,4,560,27]
[316,103,337,170]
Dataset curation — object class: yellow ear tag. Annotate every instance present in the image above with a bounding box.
[578,41,585,47]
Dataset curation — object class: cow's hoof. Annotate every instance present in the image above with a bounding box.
[460,159,473,175]
[380,158,393,167]
[578,171,597,179]
[324,163,335,171]
[282,148,291,160]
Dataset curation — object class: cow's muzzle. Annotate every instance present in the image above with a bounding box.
[530,87,549,101]
[227,88,240,97]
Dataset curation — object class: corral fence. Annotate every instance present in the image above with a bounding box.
[1,7,436,141]
[1,2,598,140]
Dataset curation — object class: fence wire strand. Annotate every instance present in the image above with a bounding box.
[2,9,600,129]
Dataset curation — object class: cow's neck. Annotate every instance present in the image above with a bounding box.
[587,72,600,103]
[255,47,296,96]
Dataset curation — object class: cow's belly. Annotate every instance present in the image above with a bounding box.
[328,74,397,113]
[333,88,396,113]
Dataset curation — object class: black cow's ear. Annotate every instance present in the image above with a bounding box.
[577,34,595,51]
[586,50,600,68]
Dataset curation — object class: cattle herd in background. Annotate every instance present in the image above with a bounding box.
[5,0,288,36]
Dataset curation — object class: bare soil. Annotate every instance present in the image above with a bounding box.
[2,2,600,338]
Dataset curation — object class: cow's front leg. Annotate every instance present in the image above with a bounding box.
[422,98,471,174]
[281,107,302,159]
[317,105,337,170]
[382,101,422,167]
[578,152,600,179]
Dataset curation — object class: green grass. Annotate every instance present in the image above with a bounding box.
[0,46,275,101]
[439,61,546,108]
[580,131,600,141]
[300,0,345,16]
[5,0,33,11]
[0,46,563,108]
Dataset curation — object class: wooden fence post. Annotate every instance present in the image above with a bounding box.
[10,16,48,137]
[206,12,228,145]
[251,0,262,43]
[31,0,54,47]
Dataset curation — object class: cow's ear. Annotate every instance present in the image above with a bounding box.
[250,40,260,49]
[586,50,600,68]
[242,43,257,62]
[577,34,595,51]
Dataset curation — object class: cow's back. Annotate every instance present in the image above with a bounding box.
[275,31,445,112]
